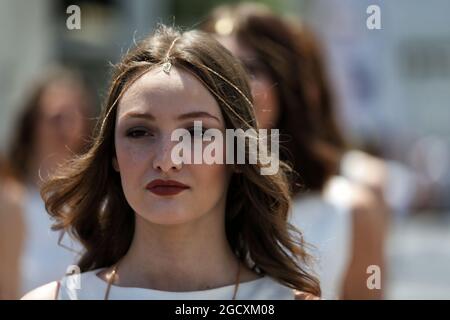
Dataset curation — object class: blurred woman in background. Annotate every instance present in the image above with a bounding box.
[202,3,387,299]
[0,156,24,299]
[8,67,95,295]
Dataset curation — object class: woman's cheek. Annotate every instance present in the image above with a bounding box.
[116,140,148,181]
[197,163,229,195]
[117,135,150,161]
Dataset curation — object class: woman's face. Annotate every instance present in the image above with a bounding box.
[216,35,279,129]
[35,82,89,166]
[114,67,231,226]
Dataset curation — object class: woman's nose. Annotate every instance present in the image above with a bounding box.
[152,135,182,173]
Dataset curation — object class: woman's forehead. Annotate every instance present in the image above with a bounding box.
[117,66,222,120]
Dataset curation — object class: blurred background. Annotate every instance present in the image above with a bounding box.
[0,0,449,299]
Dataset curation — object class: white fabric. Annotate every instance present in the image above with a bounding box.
[289,176,353,299]
[340,149,418,216]
[20,187,82,295]
[57,268,296,300]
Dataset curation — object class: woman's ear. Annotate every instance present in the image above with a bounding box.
[112,157,120,172]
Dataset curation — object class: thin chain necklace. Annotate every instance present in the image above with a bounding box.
[103,261,242,300]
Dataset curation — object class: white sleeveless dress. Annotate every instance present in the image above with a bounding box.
[289,175,353,300]
[56,269,297,300]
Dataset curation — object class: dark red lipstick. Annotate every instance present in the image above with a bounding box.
[146,179,189,196]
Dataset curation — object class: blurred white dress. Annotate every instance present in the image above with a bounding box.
[340,149,418,217]
[20,187,82,295]
[289,175,353,299]
[56,269,297,300]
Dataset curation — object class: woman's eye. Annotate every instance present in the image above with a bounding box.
[126,128,151,138]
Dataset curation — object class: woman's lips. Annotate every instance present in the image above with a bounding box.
[146,179,189,196]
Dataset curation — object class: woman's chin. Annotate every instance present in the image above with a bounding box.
[138,208,198,226]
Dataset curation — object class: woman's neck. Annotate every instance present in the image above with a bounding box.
[104,213,258,292]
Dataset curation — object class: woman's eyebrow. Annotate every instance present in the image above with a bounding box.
[120,111,221,123]
[121,112,155,121]
[177,111,221,123]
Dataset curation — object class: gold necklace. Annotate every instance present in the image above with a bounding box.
[104,261,242,300]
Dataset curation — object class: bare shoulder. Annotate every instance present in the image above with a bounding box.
[294,290,320,300]
[344,180,377,208]
[341,150,388,197]
[21,281,59,300]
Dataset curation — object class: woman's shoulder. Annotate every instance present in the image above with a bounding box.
[22,268,105,300]
[323,175,380,211]
[325,175,385,228]
[21,281,59,300]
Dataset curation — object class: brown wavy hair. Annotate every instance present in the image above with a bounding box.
[41,25,320,296]
[201,3,348,193]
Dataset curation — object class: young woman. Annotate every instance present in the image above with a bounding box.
[8,67,94,295]
[22,26,320,300]
[202,3,386,299]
